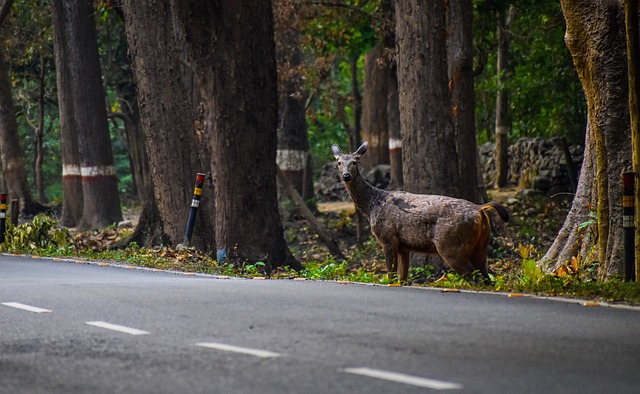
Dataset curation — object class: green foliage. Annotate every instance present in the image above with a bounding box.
[0,214,73,253]
[473,0,586,145]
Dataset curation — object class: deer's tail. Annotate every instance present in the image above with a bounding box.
[480,202,509,223]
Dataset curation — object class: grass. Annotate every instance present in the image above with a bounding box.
[2,213,640,305]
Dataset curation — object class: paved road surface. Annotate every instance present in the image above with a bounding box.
[1,254,640,393]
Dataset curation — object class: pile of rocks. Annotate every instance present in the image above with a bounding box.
[479,137,583,196]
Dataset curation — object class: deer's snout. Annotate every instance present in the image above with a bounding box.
[342,173,352,181]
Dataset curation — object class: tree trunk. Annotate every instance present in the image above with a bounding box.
[383,0,402,190]
[0,44,36,216]
[174,0,299,269]
[447,0,482,203]
[51,5,82,227]
[494,5,516,189]
[387,62,403,190]
[35,54,47,204]
[360,44,390,171]
[121,0,216,249]
[624,0,640,280]
[52,0,123,230]
[395,0,460,196]
[274,2,312,199]
[540,0,632,277]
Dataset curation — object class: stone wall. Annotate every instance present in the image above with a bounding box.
[479,137,583,196]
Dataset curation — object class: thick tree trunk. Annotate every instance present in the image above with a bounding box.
[494,5,516,189]
[541,0,631,277]
[175,0,299,269]
[624,0,640,280]
[52,0,123,230]
[447,0,483,203]
[360,44,390,171]
[121,0,216,249]
[395,0,460,196]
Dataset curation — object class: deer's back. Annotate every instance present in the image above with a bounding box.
[370,191,485,254]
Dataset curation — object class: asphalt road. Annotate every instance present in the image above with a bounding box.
[1,254,640,394]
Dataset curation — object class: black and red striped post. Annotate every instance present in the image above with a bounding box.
[183,173,206,246]
[0,193,6,243]
[623,172,636,282]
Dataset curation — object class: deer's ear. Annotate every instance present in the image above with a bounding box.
[355,141,368,157]
[331,144,342,159]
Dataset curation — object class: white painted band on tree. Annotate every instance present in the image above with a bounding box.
[62,164,81,176]
[388,138,402,150]
[62,164,115,177]
[277,149,307,171]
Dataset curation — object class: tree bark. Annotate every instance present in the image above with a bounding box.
[52,0,123,230]
[360,44,390,171]
[624,0,640,280]
[274,1,312,199]
[387,62,403,190]
[0,44,36,216]
[175,0,299,269]
[494,5,516,189]
[447,0,483,203]
[541,0,632,277]
[395,0,460,196]
[51,3,82,227]
[121,0,217,249]
[383,0,402,190]
[34,54,47,204]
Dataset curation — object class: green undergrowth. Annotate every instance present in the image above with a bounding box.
[2,214,640,305]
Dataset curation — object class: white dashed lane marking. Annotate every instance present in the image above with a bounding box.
[343,367,463,390]
[2,302,52,313]
[195,342,281,358]
[85,321,150,336]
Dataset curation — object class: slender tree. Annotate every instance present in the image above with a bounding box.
[447,0,483,203]
[0,0,44,216]
[360,43,390,172]
[494,4,517,189]
[274,0,313,199]
[383,0,402,190]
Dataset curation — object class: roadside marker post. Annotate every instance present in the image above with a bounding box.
[623,172,636,282]
[182,173,206,247]
[0,193,6,243]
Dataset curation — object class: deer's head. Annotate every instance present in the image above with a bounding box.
[331,141,368,183]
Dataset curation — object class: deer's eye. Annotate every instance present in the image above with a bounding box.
[337,162,342,166]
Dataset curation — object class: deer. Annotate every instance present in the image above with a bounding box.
[331,141,509,283]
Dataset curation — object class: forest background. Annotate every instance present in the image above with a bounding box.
[0,0,639,298]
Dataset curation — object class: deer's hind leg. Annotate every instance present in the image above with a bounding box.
[397,250,410,283]
[470,214,492,282]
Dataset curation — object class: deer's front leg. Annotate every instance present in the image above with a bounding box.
[381,241,398,279]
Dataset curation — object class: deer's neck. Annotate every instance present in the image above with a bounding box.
[344,175,385,218]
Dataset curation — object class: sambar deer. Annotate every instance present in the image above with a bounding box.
[332,141,509,283]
